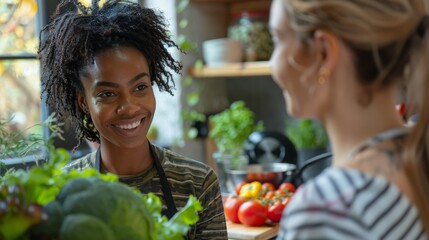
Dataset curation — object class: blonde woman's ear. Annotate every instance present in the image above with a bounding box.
[313,30,340,75]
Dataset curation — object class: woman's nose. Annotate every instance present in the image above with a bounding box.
[116,97,140,115]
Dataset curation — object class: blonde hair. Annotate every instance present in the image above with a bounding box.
[281,0,429,232]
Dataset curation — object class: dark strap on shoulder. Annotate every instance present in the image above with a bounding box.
[149,144,178,219]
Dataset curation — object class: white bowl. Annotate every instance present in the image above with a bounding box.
[202,38,242,66]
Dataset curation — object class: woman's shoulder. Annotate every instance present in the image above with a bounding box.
[281,167,425,239]
[153,144,214,174]
[291,167,406,211]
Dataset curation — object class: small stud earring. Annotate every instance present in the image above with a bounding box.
[318,66,329,85]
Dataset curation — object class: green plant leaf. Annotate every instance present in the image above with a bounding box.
[187,128,198,139]
[285,119,329,149]
[176,0,189,13]
[209,101,264,154]
[179,19,188,29]
[186,91,200,107]
[194,59,203,69]
[184,76,193,86]
[179,40,193,51]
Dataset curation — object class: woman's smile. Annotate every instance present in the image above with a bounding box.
[115,119,143,130]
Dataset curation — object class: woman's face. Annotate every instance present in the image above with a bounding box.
[77,46,155,150]
[269,0,320,118]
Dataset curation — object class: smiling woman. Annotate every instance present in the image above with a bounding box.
[37,0,227,239]
[76,47,155,157]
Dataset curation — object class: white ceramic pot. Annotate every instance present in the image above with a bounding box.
[202,38,242,66]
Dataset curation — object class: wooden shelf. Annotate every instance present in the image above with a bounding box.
[189,61,271,78]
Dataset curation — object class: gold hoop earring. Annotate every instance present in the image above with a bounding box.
[318,66,329,85]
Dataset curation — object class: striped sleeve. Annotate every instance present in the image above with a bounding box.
[276,168,427,240]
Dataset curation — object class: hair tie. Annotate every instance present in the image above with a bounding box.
[416,15,429,38]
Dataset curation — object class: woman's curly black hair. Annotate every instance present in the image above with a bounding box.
[38,0,182,147]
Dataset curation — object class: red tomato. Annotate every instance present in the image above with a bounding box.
[282,196,292,207]
[275,189,287,197]
[267,201,286,223]
[245,173,258,182]
[223,196,246,223]
[238,200,268,226]
[262,182,275,193]
[264,190,275,199]
[235,182,248,196]
[278,182,296,193]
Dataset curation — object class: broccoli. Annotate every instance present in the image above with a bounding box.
[31,177,154,239]
[29,177,202,240]
[59,214,116,240]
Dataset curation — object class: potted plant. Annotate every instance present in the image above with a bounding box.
[285,119,329,167]
[208,101,263,193]
[209,101,264,165]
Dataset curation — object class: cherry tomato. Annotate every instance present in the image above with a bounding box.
[267,201,286,223]
[264,190,275,199]
[245,173,258,182]
[278,182,296,193]
[235,182,248,196]
[262,182,275,193]
[238,200,268,226]
[223,196,246,223]
[275,189,287,197]
[282,196,292,207]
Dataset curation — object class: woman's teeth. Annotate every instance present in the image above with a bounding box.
[117,120,141,130]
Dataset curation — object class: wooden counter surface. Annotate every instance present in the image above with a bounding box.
[227,221,279,240]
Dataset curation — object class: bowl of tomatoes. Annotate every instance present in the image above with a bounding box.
[225,163,296,189]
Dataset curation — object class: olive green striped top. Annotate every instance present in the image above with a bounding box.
[63,144,228,240]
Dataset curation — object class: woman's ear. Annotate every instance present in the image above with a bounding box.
[312,30,340,74]
[76,90,88,113]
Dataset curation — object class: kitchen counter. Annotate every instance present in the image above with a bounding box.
[227,221,279,240]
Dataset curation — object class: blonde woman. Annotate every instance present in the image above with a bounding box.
[269,0,429,239]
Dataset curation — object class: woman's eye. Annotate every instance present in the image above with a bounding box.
[135,84,147,92]
[97,91,115,98]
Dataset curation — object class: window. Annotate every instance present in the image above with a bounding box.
[0,0,45,167]
[0,0,40,135]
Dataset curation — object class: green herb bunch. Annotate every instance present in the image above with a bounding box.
[286,119,329,150]
[209,101,264,157]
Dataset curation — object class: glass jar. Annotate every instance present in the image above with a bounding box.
[228,11,273,61]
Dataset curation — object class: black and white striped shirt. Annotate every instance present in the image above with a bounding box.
[277,168,427,240]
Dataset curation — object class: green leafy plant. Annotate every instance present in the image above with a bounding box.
[209,101,264,158]
[285,119,329,150]
[175,0,207,140]
[0,113,63,162]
